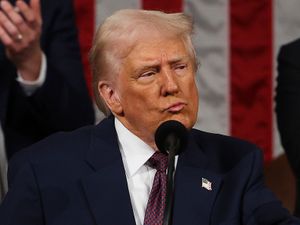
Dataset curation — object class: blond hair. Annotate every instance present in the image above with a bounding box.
[89,9,196,115]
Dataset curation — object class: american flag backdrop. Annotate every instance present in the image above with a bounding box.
[73,0,300,163]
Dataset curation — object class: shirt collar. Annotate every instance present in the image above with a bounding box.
[115,118,155,177]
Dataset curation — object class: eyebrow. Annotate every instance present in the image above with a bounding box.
[133,55,190,74]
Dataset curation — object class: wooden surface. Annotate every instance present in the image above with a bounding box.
[264,154,296,213]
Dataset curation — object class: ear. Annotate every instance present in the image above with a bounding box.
[98,81,123,115]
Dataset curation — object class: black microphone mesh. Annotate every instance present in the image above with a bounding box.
[154,120,188,155]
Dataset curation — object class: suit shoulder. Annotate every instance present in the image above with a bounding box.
[10,125,94,165]
[280,38,300,53]
[190,129,262,172]
[278,38,300,66]
[10,117,114,164]
[191,129,259,152]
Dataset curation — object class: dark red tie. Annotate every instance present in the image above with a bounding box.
[144,152,168,225]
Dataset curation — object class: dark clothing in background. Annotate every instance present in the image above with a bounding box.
[0,0,95,159]
[276,38,300,217]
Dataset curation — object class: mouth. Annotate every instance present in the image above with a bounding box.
[165,102,186,113]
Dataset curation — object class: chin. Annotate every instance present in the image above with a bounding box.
[164,114,195,130]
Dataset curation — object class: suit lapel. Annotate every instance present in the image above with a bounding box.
[81,117,136,225]
[80,119,223,225]
[173,133,223,225]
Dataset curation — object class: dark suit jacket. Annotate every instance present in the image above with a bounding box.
[0,117,298,225]
[276,38,300,176]
[0,0,94,159]
[276,38,300,216]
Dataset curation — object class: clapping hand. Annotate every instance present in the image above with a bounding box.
[0,0,42,81]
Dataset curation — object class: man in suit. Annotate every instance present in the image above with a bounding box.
[0,0,94,159]
[0,9,299,225]
[276,38,300,217]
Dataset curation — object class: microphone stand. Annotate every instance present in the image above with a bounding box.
[162,149,176,225]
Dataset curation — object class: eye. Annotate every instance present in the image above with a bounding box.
[138,67,160,80]
[174,63,188,75]
[140,70,156,78]
[136,69,158,84]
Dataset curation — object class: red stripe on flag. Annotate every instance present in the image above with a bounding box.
[230,0,273,161]
[142,0,183,13]
[73,0,95,97]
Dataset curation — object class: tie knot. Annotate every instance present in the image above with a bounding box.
[148,152,168,172]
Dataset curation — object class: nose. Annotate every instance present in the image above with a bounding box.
[160,69,179,96]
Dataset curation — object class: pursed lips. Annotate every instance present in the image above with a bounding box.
[164,101,187,113]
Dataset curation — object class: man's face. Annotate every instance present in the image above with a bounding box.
[112,37,199,147]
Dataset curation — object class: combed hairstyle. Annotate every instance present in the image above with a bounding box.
[89,9,196,116]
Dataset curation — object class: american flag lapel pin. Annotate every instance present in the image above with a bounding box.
[202,178,212,191]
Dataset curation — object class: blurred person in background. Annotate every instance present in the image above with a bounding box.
[0,0,95,198]
[276,38,300,217]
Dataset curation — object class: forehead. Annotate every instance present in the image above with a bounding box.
[125,37,190,65]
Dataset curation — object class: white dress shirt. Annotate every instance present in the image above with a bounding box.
[115,118,156,225]
[115,118,179,225]
[16,53,47,95]
[0,53,47,200]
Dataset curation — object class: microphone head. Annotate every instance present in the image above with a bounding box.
[155,120,188,156]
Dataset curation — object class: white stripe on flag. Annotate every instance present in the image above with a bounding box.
[96,0,140,26]
[184,0,230,135]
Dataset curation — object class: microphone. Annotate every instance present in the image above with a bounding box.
[155,120,188,157]
[155,120,188,225]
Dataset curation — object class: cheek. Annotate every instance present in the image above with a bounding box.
[136,86,160,103]
[123,88,157,111]
[186,80,199,117]
[192,85,199,106]
[185,78,199,101]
